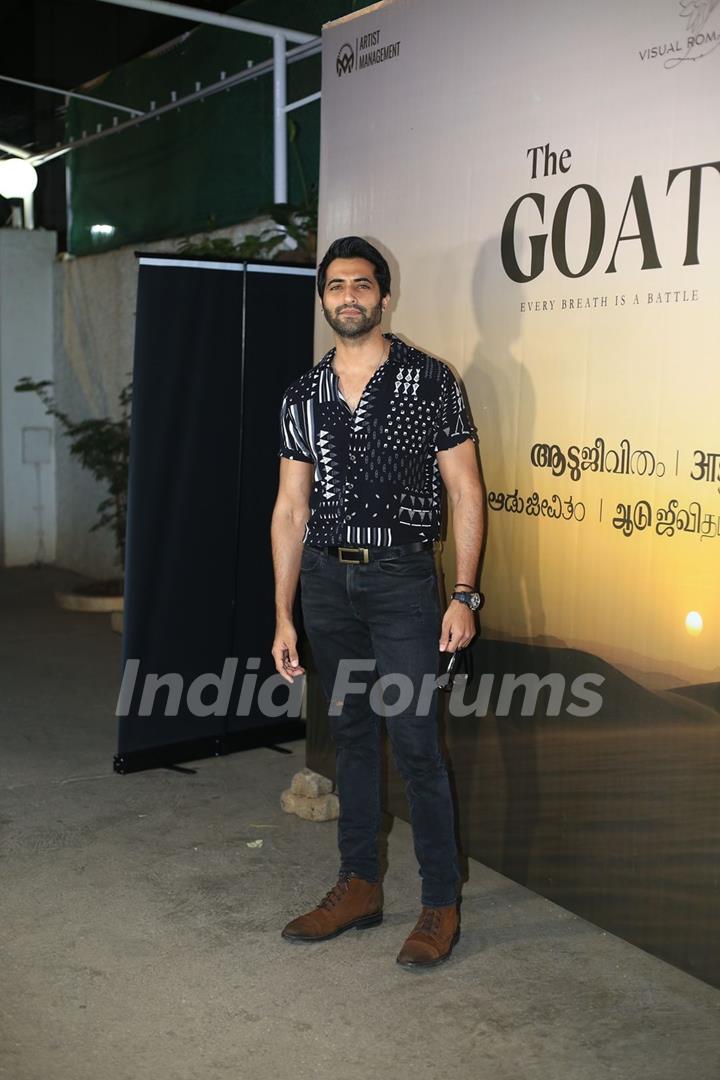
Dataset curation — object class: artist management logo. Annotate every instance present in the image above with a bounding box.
[336,43,355,77]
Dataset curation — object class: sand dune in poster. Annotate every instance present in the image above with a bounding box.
[437,638,719,987]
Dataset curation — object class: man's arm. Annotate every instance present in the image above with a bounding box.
[437,438,486,651]
[270,457,314,682]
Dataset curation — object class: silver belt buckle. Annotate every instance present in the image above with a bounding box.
[338,546,369,564]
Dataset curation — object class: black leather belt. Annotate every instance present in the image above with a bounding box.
[306,539,435,564]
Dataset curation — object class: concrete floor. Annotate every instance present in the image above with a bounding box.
[1,565,718,1080]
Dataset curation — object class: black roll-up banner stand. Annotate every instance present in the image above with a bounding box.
[114,254,316,773]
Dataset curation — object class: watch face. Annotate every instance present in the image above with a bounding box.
[454,591,482,610]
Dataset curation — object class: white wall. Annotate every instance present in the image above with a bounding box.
[0,229,57,568]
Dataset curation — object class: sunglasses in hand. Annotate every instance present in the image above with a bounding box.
[434,646,468,692]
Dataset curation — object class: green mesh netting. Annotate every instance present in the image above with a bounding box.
[66,1,368,255]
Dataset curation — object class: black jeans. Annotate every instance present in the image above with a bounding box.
[299,543,461,907]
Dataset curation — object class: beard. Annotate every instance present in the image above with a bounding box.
[322,298,383,339]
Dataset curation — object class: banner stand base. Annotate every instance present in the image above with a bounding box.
[113,720,306,775]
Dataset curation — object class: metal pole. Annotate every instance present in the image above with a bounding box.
[65,94,74,244]
[284,91,321,114]
[0,140,32,159]
[27,37,322,168]
[0,74,144,116]
[273,33,287,204]
[95,0,315,45]
[23,193,35,229]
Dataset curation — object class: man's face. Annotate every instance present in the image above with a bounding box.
[321,257,386,339]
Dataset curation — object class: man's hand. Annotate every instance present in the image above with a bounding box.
[439,601,477,652]
[272,620,306,683]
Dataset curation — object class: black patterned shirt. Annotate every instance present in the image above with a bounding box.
[277,332,477,546]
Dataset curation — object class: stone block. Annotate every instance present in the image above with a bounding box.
[290,767,334,798]
[280,788,339,821]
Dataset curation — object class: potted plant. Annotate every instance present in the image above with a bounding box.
[14,375,131,615]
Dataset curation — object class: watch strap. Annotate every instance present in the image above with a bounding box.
[450,590,485,611]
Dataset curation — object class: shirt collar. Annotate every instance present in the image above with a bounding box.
[318,331,399,370]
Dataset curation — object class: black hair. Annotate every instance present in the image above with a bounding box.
[317,236,391,300]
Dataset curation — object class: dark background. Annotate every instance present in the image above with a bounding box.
[0,1,239,241]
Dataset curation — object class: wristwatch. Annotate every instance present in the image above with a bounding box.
[450,589,484,612]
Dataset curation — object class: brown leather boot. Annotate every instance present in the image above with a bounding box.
[396,901,460,967]
[281,873,383,942]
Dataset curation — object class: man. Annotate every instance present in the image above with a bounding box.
[270,236,485,968]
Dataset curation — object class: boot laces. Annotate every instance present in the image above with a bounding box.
[416,907,442,934]
[317,875,351,911]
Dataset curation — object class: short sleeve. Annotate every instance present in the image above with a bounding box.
[278,392,314,464]
[434,367,478,452]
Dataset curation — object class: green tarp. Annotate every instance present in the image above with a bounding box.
[66,1,367,255]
